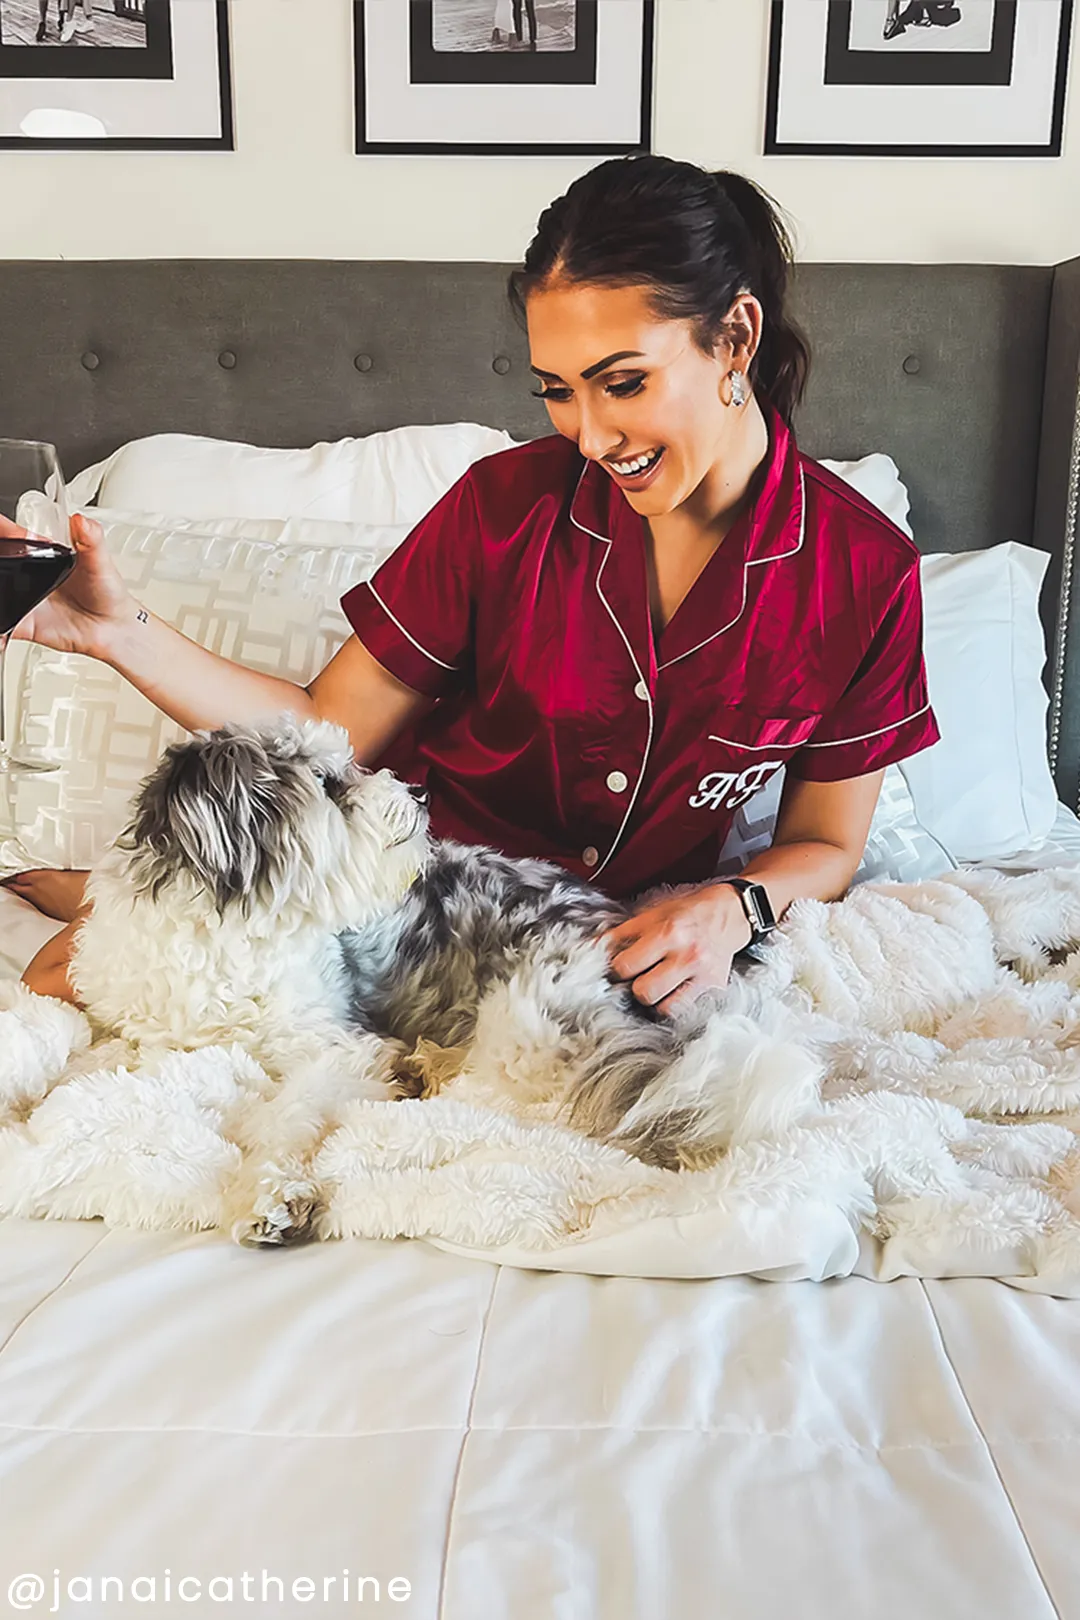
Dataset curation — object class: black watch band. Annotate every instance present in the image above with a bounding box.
[721,877,778,948]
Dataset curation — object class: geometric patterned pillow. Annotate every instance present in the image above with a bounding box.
[0,517,404,878]
[714,760,958,887]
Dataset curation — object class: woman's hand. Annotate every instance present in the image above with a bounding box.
[601,881,753,1018]
[1,511,132,659]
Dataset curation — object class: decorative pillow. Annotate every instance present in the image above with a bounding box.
[0,518,397,879]
[64,422,527,525]
[714,761,957,888]
[901,543,1057,862]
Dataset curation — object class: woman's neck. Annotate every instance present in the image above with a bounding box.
[647,395,771,558]
[641,397,773,638]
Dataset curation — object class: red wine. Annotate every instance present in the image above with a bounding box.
[0,535,76,636]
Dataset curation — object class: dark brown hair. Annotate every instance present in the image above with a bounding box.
[507,154,811,426]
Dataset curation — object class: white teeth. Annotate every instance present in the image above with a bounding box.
[612,447,661,476]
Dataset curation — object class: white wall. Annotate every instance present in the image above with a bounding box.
[0,0,1077,265]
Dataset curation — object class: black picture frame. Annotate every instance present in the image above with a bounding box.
[765,0,1073,158]
[354,0,655,157]
[0,0,232,150]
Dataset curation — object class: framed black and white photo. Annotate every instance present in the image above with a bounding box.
[355,0,654,156]
[0,0,232,149]
[765,0,1073,157]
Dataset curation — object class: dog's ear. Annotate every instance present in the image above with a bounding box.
[123,728,309,911]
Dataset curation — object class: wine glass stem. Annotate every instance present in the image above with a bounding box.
[0,632,9,767]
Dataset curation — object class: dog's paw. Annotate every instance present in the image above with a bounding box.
[389,1037,467,1101]
[389,1063,428,1101]
[229,1166,323,1248]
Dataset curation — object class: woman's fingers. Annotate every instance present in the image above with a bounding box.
[71,512,104,548]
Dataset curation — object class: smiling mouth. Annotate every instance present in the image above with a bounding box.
[605,446,667,484]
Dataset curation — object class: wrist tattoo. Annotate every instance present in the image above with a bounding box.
[136,608,148,625]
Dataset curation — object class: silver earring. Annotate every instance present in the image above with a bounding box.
[729,371,748,408]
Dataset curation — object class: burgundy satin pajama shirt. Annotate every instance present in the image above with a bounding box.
[341,402,940,901]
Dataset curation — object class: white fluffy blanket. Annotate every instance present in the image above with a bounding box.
[3,867,1080,1296]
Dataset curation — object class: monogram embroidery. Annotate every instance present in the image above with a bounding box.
[688,759,782,812]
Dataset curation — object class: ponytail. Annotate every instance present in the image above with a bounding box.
[508,154,812,427]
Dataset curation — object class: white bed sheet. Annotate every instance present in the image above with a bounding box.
[0,1220,1077,1618]
[3,816,1080,1617]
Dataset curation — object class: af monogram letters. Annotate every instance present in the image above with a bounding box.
[688,758,782,812]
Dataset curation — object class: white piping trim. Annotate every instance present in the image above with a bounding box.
[565,455,806,873]
[745,463,807,566]
[365,581,459,672]
[570,469,653,881]
[707,732,812,750]
[657,464,807,672]
[802,700,932,748]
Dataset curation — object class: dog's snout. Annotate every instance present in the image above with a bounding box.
[407,783,430,808]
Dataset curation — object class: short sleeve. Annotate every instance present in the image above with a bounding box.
[787,559,941,782]
[340,470,479,699]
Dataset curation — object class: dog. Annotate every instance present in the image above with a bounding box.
[70,718,820,1242]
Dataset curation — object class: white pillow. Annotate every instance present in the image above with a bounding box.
[900,543,1057,862]
[0,516,397,879]
[66,435,910,534]
[65,423,526,525]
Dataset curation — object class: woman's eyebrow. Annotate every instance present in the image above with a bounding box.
[529,350,647,381]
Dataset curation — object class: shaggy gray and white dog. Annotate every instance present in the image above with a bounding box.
[71,718,819,1242]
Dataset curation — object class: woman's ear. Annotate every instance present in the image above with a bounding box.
[719,291,764,371]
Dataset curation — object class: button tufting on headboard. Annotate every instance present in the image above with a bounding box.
[218,350,238,370]
[80,351,100,372]
[353,354,373,372]
[902,355,922,375]
[492,355,511,375]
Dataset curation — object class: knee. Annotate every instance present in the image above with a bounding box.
[21,925,83,1007]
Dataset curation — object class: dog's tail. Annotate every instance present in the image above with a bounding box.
[563,996,823,1171]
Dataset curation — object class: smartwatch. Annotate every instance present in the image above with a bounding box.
[721,877,778,951]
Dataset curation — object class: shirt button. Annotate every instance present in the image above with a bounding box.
[634,680,649,701]
[606,770,629,793]
[582,846,599,867]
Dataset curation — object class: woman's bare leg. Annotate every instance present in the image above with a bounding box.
[21,917,86,1006]
[1,869,89,922]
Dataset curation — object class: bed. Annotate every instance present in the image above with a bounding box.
[1,256,1080,1619]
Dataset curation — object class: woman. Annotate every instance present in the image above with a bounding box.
[884,1,962,40]
[5,155,939,1017]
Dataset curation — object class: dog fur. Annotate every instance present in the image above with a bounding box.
[70,718,821,1244]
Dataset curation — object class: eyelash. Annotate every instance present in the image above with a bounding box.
[530,377,646,403]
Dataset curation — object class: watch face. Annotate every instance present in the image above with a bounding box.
[748,883,776,931]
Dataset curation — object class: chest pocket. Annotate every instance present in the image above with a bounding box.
[687,709,822,814]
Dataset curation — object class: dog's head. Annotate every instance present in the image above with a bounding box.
[120,717,431,927]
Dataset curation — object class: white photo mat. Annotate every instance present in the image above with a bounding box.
[765,0,1073,156]
[356,0,654,155]
[0,0,230,147]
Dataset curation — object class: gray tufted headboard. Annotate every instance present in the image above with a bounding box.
[1,257,1079,804]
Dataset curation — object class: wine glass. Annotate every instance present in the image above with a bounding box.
[0,439,75,774]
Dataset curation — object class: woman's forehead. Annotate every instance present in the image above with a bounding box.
[526,284,677,375]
